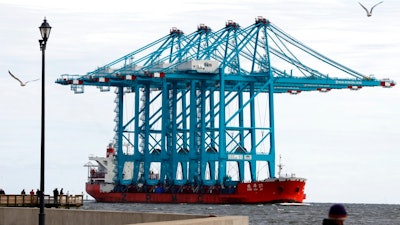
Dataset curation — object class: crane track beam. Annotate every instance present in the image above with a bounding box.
[56,72,394,94]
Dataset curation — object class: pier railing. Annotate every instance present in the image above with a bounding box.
[0,194,83,208]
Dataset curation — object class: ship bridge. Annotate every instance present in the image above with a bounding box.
[56,17,395,187]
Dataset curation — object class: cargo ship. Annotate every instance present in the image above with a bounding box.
[85,145,306,204]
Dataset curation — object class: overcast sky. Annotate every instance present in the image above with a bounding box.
[0,0,399,204]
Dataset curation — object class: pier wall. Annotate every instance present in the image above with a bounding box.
[0,207,248,225]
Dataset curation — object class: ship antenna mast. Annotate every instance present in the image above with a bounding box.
[278,155,284,178]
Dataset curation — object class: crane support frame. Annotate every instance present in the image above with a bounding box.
[56,17,395,187]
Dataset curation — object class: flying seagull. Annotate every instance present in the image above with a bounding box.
[8,70,39,86]
[359,1,383,17]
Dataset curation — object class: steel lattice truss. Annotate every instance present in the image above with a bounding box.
[56,17,395,186]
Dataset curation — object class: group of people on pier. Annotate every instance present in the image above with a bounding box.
[20,188,65,197]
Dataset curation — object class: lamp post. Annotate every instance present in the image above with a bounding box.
[38,17,51,225]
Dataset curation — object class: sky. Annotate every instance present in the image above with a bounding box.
[0,0,399,204]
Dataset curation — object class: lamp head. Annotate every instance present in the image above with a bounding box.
[39,18,51,41]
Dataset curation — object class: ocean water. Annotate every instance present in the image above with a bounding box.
[81,201,400,225]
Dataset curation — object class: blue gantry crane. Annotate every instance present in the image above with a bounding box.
[56,17,395,188]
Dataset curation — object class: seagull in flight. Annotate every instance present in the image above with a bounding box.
[359,1,383,17]
[8,70,39,86]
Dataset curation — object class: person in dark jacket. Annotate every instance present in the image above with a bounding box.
[322,203,347,225]
[53,188,59,205]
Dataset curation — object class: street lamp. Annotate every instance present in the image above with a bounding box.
[38,17,51,225]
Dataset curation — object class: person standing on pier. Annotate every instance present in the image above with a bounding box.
[53,188,59,205]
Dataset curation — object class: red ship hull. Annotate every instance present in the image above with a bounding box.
[86,178,306,204]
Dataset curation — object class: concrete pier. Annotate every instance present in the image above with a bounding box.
[0,207,248,225]
[0,194,83,208]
